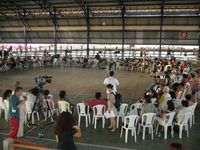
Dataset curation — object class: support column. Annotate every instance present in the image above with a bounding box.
[54,25,57,55]
[159,0,164,59]
[198,34,200,61]
[122,6,125,59]
[53,8,58,55]
[86,7,90,57]
[24,24,28,56]
[0,27,3,43]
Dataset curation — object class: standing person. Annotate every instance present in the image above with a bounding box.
[7,87,24,139]
[106,84,117,133]
[95,53,100,69]
[104,71,119,93]
[55,111,81,150]
[17,92,26,138]
[12,81,26,138]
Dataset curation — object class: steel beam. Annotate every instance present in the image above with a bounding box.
[74,0,90,57]
[2,41,198,46]
[0,15,199,22]
[0,27,4,43]
[159,0,164,59]
[86,7,90,57]
[198,34,200,61]
[53,8,58,55]
[31,0,60,55]
[0,1,32,52]
[1,1,199,9]
[122,6,125,59]
[1,37,199,40]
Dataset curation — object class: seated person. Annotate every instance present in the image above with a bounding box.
[159,100,175,119]
[185,94,193,106]
[159,86,171,110]
[59,90,75,113]
[140,95,158,117]
[2,89,12,101]
[55,112,81,150]
[176,100,189,123]
[43,90,54,110]
[84,92,107,107]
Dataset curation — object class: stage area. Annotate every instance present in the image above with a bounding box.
[0,67,153,102]
[0,67,200,150]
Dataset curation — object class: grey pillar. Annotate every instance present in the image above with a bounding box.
[122,7,125,59]
[159,0,164,59]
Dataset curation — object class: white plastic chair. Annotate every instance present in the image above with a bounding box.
[129,103,143,116]
[58,101,70,113]
[191,102,198,125]
[120,115,139,143]
[151,98,157,105]
[175,111,191,139]
[0,97,9,121]
[180,89,187,101]
[116,103,128,128]
[77,103,91,127]
[187,102,198,128]
[173,99,181,108]
[137,113,156,140]
[92,105,106,129]
[155,111,176,139]
[25,100,39,124]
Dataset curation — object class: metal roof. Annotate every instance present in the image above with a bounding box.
[0,0,199,45]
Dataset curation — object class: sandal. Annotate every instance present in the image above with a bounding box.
[110,129,116,133]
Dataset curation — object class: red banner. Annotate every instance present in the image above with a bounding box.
[180,32,188,38]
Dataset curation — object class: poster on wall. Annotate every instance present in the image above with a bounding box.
[180,32,188,38]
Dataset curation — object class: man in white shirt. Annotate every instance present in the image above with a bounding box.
[104,71,119,93]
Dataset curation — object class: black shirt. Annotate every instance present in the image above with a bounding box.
[57,130,77,150]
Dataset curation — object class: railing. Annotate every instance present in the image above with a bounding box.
[3,138,50,150]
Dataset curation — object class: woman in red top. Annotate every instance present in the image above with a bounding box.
[84,92,107,107]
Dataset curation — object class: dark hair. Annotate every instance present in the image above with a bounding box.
[190,73,195,78]
[59,90,66,99]
[151,90,158,98]
[167,100,175,111]
[43,90,49,96]
[179,82,185,88]
[2,89,12,100]
[182,100,189,107]
[95,92,101,99]
[107,84,113,89]
[169,142,185,150]
[144,95,152,103]
[182,74,188,79]
[109,71,114,76]
[55,112,75,136]
[169,91,176,99]
[172,83,179,89]
[185,94,192,101]
[14,87,23,93]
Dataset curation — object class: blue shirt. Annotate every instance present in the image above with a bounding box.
[9,95,20,120]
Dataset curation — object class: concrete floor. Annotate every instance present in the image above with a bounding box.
[0,67,199,150]
[0,67,152,103]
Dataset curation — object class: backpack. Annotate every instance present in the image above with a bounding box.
[111,92,122,111]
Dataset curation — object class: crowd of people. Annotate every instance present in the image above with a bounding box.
[0,56,200,149]
[1,51,196,74]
